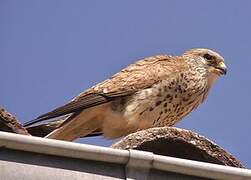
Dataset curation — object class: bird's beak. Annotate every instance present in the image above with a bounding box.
[216,61,227,75]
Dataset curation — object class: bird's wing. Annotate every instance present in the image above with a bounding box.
[24,55,188,127]
[24,91,133,127]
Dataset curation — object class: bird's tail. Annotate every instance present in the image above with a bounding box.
[45,108,103,141]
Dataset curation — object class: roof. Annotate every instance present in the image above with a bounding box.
[0,131,251,180]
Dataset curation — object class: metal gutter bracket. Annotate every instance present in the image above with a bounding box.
[126,149,154,180]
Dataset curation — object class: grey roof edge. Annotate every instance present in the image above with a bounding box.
[0,131,250,180]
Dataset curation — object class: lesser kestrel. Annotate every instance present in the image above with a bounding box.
[24,48,227,141]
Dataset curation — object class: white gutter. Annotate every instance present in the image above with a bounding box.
[0,131,250,180]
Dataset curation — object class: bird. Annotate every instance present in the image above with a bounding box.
[24,48,227,141]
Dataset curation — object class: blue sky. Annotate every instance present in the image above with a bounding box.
[1,1,251,168]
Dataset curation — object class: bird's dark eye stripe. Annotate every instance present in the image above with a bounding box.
[203,53,213,60]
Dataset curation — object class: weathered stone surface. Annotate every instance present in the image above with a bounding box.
[111,127,244,168]
[0,107,30,135]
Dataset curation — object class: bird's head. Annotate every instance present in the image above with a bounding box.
[183,48,227,76]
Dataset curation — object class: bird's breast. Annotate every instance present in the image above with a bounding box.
[118,74,208,130]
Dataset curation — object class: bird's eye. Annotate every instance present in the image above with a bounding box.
[203,53,213,60]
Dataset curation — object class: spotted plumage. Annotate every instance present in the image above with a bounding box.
[24,48,227,141]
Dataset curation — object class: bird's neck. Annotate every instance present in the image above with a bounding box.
[207,73,220,89]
